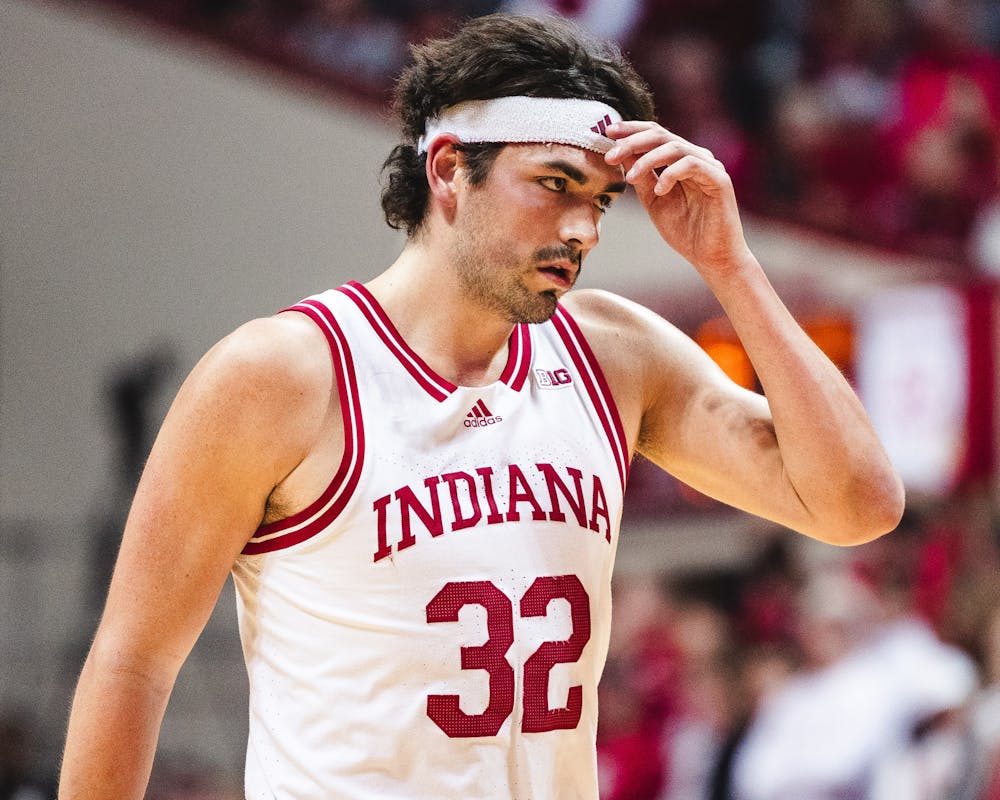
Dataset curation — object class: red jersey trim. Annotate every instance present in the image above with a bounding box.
[499,322,533,391]
[242,299,365,555]
[337,281,455,401]
[337,281,532,400]
[550,305,630,492]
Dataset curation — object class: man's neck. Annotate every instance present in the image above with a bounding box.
[364,243,518,387]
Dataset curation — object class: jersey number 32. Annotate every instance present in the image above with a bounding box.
[426,575,591,738]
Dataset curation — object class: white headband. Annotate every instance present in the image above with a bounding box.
[416,96,623,155]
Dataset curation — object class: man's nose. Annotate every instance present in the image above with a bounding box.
[559,202,600,252]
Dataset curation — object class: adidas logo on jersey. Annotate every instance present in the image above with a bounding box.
[464,399,502,428]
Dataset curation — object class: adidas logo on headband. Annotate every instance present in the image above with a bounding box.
[590,114,613,136]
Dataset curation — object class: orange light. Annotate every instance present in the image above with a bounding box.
[695,318,756,390]
[694,312,855,389]
[804,314,854,372]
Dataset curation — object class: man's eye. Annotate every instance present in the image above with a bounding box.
[594,194,614,213]
[539,177,567,192]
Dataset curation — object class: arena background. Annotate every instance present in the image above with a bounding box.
[2,1,998,797]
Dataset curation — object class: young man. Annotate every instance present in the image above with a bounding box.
[59,14,904,799]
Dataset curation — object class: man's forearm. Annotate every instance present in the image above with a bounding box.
[59,647,174,798]
[706,254,904,542]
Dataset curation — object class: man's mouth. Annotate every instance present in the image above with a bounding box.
[535,247,581,289]
[538,264,575,288]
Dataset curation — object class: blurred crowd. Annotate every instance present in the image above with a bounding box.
[597,488,1000,800]
[104,0,1000,269]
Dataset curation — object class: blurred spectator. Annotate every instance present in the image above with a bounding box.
[736,536,801,647]
[884,0,1000,257]
[284,0,408,90]
[705,643,799,800]
[498,0,642,44]
[597,575,679,799]
[730,566,978,800]
[633,33,753,197]
[634,0,767,59]
[753,82,850,231]
[597,658,665,800]
[656,604,739,800]
[954,595,1000,800]
[751,0,903,239]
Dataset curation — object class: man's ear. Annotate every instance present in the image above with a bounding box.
[425,135,462,212]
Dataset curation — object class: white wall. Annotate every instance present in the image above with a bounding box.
[2,0,408,526]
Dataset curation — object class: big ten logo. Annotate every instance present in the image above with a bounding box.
[535,368,573,388]
[695,312,854,391]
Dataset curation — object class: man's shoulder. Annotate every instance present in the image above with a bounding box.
[560,288,641,326]
[191,311,336,418]
[558,288,683,351]
[220,312,330,378]
[556,288,705,396]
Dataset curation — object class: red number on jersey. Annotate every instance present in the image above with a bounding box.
[426,580,515,737]
[425,575,591,737]
[520,574,590,732]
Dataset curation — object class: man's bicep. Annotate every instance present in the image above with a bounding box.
[635,334,811,528]
[562,290,809,527]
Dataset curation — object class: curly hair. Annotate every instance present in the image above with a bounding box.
[381,14,655,237]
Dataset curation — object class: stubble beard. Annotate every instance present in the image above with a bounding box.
[450,233,562,325]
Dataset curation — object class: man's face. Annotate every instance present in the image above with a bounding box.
[448,142,627,324]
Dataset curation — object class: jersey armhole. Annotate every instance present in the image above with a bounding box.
[242,299,366,555]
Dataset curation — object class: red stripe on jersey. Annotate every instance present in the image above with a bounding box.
[516,324,534,390]
[337,282,455,401]
[550,306,630,491]
[498,323,532,391]
[340,282,532,397]
[242,300,365,555]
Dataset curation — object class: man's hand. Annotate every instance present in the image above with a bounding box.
[604,121,753,278]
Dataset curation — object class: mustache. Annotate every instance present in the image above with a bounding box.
[534,245,582,268]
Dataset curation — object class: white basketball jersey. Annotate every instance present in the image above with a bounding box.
[232,282,630,799]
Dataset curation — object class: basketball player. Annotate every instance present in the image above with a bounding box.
[59,14,904,799]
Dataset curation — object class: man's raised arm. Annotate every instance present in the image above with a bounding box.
[599,121,904,544]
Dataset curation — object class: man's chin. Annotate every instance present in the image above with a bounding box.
[510,290,560,324]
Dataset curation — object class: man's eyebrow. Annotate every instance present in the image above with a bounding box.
[541,159,627,194]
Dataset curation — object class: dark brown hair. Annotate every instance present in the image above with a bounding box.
[381,14,655,236]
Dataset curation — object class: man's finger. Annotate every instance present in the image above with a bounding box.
[606,124,717,168]
[624,141,719,183]
[654,155,727,196]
